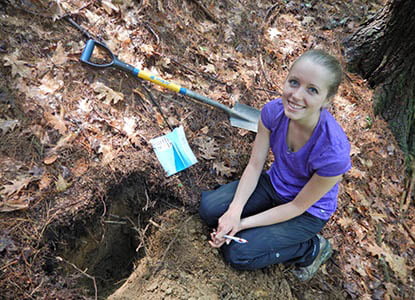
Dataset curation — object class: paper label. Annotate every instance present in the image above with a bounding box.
[150,126,197,176]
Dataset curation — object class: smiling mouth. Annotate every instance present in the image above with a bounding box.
[287,100,306,110]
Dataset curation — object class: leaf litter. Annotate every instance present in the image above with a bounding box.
[0,0,414,299]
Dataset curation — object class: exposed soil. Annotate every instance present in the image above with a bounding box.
[1,0,414,299]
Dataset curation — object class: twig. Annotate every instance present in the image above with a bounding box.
[103,220,127,225]
[265,3,280,21]
[189,0,220,23]
[138,82,173,130]
[143,22,160,45]
[126,216,151,253]
[149,218,161,228]
[29,278,44,297]
[56,256,98,300]
[400,160,415,210]
[404,168,415,209]
[402,222,415,243]
[0,260,18,272]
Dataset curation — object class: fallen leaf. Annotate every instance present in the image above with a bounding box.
[0,197,30,212]
[102,0,119,14]
[38,173,53,190]
[92,81,124,105]
[367,242,408,283]
[348,167,366,179]
[44,154,58,165]
[0,236,16,251]
[48,133,77,154]
[337,216,354,229]
[213,161,236,177]
[0,175,33,196]
[98,143,117,165]
[123,117,137,138]
[39,72,64,94]
[194,137,219,160]
[2,50,32,78]
[44,111,67,135]
[384,283,399,300]
[383,248,407,283]
[200,126,209,134]
[155,113,165,127]
[71,158,89,177]
[0,119,19,134]
[51,42,68,65]
[55,174,72,192]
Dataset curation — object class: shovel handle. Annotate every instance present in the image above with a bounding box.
[80,39,251,121]
[80,39,115,68]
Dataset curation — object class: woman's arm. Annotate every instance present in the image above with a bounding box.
[209,119,270,246]
[239,173,343,230]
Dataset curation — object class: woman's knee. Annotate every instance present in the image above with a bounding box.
[199,194,219,226]
[223,245,255,270]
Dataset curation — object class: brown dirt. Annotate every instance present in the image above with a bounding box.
[1,0,414,299]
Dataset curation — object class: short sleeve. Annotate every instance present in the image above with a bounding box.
[261,99,283,130]
[312,142,352,177]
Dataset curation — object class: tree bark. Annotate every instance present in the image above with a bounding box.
[344,0,415,156]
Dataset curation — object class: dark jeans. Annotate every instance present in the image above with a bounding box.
[199,173,327,270]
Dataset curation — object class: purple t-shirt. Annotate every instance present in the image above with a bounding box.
[261,98,351,220]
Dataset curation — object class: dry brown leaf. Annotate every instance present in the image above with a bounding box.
[348,189,371,207]
[44,154,58,165]
[0,119,19,134]
[123,117,137,138]
[2,50,32,78]
[0,175,33,196]
[38,173,53,190]
[348,167,366,179]
[71,158,89,177]
[44,111,67,135]
[337,216,354,229]
[51,42,68,65]
[39,72,64,94]
[194,137,219,160]
[102,0,119,14]
[367,242,408,283]
[92,81,124,105]
[383,247,408,283]
[98,143,117,165]
[213,161,236,177]
[155,113,165,127]
[200,126,209,134]
[0,197,29,212]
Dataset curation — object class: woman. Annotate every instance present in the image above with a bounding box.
[199,49,351,281]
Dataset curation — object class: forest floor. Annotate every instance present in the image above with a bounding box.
[1,0,414,299]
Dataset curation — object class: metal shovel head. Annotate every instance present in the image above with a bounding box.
[229,102,261,132]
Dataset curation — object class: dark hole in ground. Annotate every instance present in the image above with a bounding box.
[44,172,181,298]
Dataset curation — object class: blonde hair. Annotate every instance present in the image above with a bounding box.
[292,49,343,98]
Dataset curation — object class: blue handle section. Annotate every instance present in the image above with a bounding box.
[80,39,95,63]
[113,58,138,75]
[80,39,115,68]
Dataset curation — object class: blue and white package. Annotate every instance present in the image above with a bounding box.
[150,126,198,176]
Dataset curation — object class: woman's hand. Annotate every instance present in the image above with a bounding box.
[209,209,242,248]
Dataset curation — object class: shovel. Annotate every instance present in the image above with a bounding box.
[80,39,260,132]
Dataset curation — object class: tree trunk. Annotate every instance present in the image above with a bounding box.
[344,0,415,156]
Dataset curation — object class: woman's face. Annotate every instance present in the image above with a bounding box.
[282,58,332,127]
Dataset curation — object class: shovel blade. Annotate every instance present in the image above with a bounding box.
[229,102,261,132]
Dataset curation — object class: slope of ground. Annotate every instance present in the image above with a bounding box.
[0,0,414,299]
